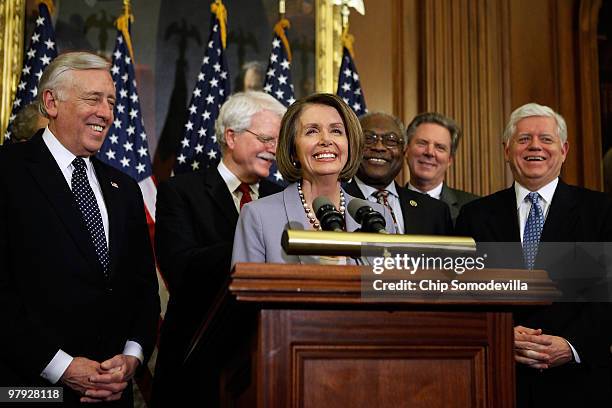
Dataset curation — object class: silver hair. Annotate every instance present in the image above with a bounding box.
[37,51,111,118]
[358,112,407,144]
[503,102,567,144]
[242,60,266,76]
[215,91,287,152]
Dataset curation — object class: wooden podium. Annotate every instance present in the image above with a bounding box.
[188,263,557,408]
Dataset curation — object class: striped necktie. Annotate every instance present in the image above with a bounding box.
[374,190,399,233]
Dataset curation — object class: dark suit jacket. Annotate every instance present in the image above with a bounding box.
[344,179,453,235]
[152,167,282,406]
[455,181,612,407]
[440,184,478,225]
[0,132,160,404]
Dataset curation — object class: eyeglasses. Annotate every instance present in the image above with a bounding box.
[243,129,278,148]
[363,131,404,148]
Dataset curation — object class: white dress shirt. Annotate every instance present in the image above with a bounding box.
[218,160,260,212]
[355,177,405,234]
[40,127,143,384]
[407,181,444,200]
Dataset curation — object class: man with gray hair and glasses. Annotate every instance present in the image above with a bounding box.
[152,91,285,406]
[405,112,478,224]
[0,52,160,405]
[456,102,612,407]
[344,111,452,235]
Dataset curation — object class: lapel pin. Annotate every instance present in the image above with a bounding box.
[409,200,418,207]
[111,182,119,189]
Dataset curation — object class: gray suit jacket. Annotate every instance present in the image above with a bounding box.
[440,184,478,225]
[232,182,395,264]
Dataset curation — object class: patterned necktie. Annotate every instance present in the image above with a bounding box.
[374,190,399,232]
[237,182,253,210]
[522,192,544,270]
[71,157,110,276]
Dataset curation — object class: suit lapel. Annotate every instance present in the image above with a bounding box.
[206,168,239,226]
[440,184,459,220]
[395,183,416,232]
[540,181,577,242]
[440,184,457,205]
[488,187,520,241]
[25,135,103,275]
[343,179,366,200]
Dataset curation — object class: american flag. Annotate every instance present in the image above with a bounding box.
[336,46,367,116]
[263,18,294,186]
[97,33,156,224]
[174,5,230,174]
[4,2,57,143]
[96,23,163,406]
[263,18,295,107]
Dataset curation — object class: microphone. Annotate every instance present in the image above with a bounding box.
[313,196,345,232]
[347,198,387,233]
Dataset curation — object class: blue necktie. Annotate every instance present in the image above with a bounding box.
[522,192,544,270]
[72,157,110,276]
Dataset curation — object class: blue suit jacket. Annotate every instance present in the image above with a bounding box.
[232,182,395,264]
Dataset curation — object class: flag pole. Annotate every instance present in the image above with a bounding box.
[274,1,292,62]
[279,0,285,19]
[211,0,228,49]
[341,0,349,32]
[116,0,135,61]
[340,1,355,59]
[37,0,55,14]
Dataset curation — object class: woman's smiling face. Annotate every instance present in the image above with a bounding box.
[293,103,349,182]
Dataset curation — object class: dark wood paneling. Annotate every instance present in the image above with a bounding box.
[350,0,604,192]
[298,348,484,408]
[257,309,514,407]
[420,0,508,195]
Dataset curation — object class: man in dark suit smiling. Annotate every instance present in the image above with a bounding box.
[0,52,159,406]
[344,112,452,235]
[456,103,612,407]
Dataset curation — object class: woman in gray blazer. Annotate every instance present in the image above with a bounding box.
[232,93,394,265]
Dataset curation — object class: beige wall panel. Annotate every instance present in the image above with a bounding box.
[420,0,508,195]
[508,0,558,107]
[350,0,394,115]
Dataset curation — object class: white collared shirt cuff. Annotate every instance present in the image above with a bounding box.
[123,340,144,364]
[40,350,73,384]
[566,340,581,363]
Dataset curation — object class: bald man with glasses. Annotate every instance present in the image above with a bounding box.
[344,112,452,235]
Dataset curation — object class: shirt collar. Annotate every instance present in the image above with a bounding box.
[514,178,559,209]
[218,159,260,195]
[42,126,92,170]
[354,177,398,198]
[407,181,444,199]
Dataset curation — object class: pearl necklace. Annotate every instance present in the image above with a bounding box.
[297,180,346,231]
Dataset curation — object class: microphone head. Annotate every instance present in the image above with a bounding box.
[313,196,335,215]
[313,195,345,232]
[347,198,373,223]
